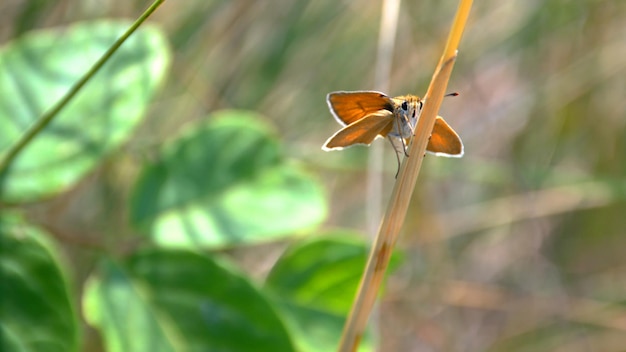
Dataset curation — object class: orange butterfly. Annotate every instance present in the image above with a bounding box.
[323,91,463,163]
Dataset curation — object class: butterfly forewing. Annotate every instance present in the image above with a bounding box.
[327,91,394,126]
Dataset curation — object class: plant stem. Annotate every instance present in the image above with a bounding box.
[337,1,473,351]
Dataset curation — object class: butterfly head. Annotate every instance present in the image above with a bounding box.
[390,95,423,138]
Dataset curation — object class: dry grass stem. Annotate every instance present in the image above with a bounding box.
[338,1,473,351]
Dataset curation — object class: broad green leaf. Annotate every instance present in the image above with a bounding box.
[130,110,327,248]
[84,250,295,352]
[263,232,403,352]
[0,214,78,352]
[83,260,178,352]
[0,20,170,202]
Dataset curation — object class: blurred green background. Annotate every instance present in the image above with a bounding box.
[1,0,625,351]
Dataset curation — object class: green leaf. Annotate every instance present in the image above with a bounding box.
[0,20,170,202]
[130,110,327,249]
[84,250,295,352]
[263,232,403,352]
[0,214,79,352]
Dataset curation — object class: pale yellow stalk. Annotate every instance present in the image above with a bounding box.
[338,1,473,351]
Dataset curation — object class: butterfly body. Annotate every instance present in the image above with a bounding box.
[388,95,422,140]
[323,91,463,157]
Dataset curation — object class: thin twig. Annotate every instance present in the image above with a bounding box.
[368,0,402,239]
[366,0,402,348]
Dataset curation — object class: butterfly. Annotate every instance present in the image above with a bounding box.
[322,91,463,171]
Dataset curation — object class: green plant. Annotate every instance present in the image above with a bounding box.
[0,10,393,352]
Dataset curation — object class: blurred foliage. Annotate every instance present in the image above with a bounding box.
[83,250,296,352]
[0,20,169,202]
[1,213,79,352]
[1,0,625,351]
[130,110,326,248]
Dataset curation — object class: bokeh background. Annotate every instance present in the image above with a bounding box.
[1,0,625,351]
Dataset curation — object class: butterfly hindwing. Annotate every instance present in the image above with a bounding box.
[323,111,395,150]
[426,116,464,157]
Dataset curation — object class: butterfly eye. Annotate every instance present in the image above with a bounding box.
[401,101,408,111]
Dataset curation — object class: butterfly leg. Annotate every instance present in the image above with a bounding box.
[387,136,403,178]
[400,136,410,157]
[393,115,410,157]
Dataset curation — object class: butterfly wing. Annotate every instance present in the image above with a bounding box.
[327,91,394,126]
[426,116,464,157]
[323,111,395,150]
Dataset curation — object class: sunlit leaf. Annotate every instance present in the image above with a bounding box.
[130,110,327,249]
[0,20,170,202]
[84,250,295,352]
[264,232,403,352]
[0,214,78,352]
